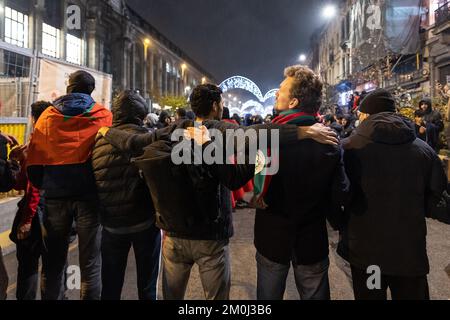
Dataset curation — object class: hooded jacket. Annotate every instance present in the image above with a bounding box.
[337,112,447,276]
[418,98,444,152]
[92,92,155,230]
[27,93,112,199]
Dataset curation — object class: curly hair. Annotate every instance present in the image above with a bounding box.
[31,101,52,121]
[284,65,323,114]
[189,84,223,118]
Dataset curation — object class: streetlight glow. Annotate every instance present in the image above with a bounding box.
[144,38,151,45]
[299,54,307,62]
[323,4,337,19]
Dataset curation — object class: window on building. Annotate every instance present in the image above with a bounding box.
[66,34,83,65]
[42,23,61,58]
[0,50,31,78]
[43,0,63,30]
[166,62,171,74]
[4,7,29,48]
[100,41,112,74]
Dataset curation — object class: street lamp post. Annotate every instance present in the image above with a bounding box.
[143,38,151,99]
[181,63,187,92]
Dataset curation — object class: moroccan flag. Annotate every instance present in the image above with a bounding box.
[251,110,318,209]
[26,103,112,166]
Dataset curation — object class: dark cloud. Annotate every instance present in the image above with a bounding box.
[126,0,329,92]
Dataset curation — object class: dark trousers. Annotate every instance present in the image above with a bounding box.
[15,212,42,300]
[0,246,8,300]
[351,266,430,300]
[101,224,161,300]
[256,252,330,300]
[16,242,40,300]
[41,198,101,300]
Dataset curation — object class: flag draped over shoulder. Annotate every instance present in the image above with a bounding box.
[251,110,318,209]
[26,103,112,166]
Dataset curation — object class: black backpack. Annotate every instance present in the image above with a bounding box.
[132,138,223,237]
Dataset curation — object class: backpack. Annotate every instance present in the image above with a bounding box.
[132,137,222,237]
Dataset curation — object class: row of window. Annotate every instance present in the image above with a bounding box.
[4,6,83,65]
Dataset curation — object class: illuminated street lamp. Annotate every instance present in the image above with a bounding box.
[322,4,337,19]
[202,77,207,84]
[299,54,307,62]
[143,38,152,98]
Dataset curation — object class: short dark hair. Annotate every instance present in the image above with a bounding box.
[222,107,231,120]
[159,111,170,123]
[31,101,52,121]
[67,70,95,95]
[176,108,187,118]
[323,114,335,123]
[414,110,425,118]
[189,84,223,118]
[284,65,323,114]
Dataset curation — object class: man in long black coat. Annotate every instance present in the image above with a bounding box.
[336,89,448,300]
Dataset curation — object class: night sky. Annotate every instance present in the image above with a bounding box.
[125,0,332,93]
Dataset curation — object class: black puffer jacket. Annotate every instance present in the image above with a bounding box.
[92,91,154,229]
[338,112,447,277]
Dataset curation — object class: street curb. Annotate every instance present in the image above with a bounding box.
[0,197,20,256]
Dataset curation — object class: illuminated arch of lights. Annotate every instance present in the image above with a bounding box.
[219,76,278,103]
[241,100,274,117]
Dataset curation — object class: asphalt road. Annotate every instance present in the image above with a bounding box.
[4,206,450,300]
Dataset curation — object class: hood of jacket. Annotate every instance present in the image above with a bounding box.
[355,112,416,145]
[419,98,433,114]
[53,93,95,117]
[112,91,148,126]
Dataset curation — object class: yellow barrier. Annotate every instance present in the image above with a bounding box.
[0,123,28,199]
[0,124,28,146]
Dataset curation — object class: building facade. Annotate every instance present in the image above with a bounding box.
[309,0,450,108]
[0,0,213,123]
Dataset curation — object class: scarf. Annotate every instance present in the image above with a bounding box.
[251,109,318,209]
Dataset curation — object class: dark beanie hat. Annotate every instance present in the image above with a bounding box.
[67,70,95,95]
[359,89,396,115]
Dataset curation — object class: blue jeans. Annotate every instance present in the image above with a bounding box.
[256,252,330,300]
[162,237,230,300]
[101,225,161,300]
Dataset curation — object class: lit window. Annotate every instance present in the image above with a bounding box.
[166,62,171,73]
[4,7,29,48]
[66,34,83,65]
[42,23,61,58]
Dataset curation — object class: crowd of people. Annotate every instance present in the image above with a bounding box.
[0,65,449,301]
